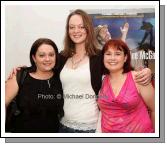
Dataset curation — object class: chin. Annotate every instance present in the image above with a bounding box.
[73,40,85,44]
[43,67,53,72]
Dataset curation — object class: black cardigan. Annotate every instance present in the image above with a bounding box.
[57,52,103,96]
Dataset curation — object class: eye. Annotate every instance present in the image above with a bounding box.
[115,52,121,55]
[105,52,111,55]
[69,26,74,29]
[80,26,85,29]
[39,54,45,57]
[49,53,55,57]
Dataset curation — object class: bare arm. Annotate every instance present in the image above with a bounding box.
[5,76,19,108]
[134,68,152,86]
[136,80,155,130]
[120,22,129,42]
[7,66,26,80]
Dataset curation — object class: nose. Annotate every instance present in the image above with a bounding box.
[74,27,80,33]
[110,54,116,60]
[45,55,50,61]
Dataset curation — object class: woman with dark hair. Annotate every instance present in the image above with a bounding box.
[5,38,64,133]
[8,9,152,133]
[97,39,154,133]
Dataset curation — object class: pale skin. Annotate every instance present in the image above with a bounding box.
[133,71,155,130]
[104,47,155,130]
[7,16,151,85]
[5,44,56,108]
[120,22,129,42]
[66,14,89,69]
[8,23,151,85]
[97,22,151,85]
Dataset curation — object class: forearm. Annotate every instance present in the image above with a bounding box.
[150,111,155,130]
[121,34,126,42]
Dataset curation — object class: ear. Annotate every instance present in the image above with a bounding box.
[124,55,127,63]
[32,55,36,63]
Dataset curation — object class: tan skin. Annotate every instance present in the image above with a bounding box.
[104,47,155,130]
[66,14,89,69]
[7,16,151,85]
[97,22,151,85]
[5,44,56,108]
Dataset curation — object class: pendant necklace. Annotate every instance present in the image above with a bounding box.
[71,54,86,69]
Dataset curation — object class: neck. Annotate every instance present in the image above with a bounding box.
[33,70,54,80]
[109,69,124,80]
[75,43,86,57]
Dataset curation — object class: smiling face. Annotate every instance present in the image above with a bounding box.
[68,14,87,45]
[104,46,127,73]
[32,44,56,72]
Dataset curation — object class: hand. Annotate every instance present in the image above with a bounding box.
[120,22,129,42]
[120,22,129,35]
[134,68,152,86]
[7,65,25,80]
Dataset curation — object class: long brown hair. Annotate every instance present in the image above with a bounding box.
[61,9,99,58]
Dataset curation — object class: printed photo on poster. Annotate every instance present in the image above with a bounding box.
[87,8,155,87]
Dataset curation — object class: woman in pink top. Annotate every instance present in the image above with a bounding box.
[97,39,155,133]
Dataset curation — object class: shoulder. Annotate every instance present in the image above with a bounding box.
[129,71,140,93]
[131,70,136,80]
[6,75,17,85]
[16,67,30,86]
[131,70,154,95]
[56,52,68,72]
[90,50,102,61]
[5,75,19,92]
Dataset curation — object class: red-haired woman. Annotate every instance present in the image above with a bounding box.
[97,39,155,133]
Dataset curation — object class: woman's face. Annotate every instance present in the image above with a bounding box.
[68,14,87,45]
[104,47,127,73]
[32,44,56,72]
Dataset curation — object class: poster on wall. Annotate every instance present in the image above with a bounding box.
[2,1,161,142]
[87,8,155,86]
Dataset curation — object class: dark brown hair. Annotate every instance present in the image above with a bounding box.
[30,38,59,72]
[61,9,99,57]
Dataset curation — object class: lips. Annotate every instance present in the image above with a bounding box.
[73,35,82,38]
[108,62,117,65]
[43,63,52,66]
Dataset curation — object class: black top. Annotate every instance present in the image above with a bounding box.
[58,51,103,96]
[13,73,64,133]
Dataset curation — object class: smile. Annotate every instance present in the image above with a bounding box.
[43,63,52,66]
[73,35,82,38]
[108,62,117,65]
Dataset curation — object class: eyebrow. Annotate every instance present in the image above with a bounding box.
[105,49,123,52]
[69,24,84,26]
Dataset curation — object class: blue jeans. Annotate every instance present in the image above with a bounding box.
[59,123,95,133]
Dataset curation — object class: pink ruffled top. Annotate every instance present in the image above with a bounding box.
[98,71,154,133]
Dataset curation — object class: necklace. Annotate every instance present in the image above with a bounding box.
[71,54,87,69]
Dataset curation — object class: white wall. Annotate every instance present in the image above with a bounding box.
[5,5,69,79]
[4,4,107,79]
[4,4,156,79]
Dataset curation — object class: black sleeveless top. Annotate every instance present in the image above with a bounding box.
[13,73,64,133]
